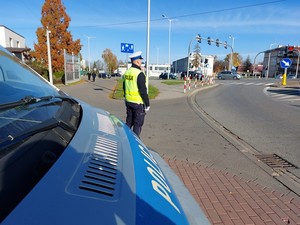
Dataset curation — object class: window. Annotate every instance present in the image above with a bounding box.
[9,37,13,47]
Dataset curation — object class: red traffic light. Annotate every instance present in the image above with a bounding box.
[288,46,294,51]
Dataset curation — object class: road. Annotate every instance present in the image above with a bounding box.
[60,77,300,195]
[194,78,300,195]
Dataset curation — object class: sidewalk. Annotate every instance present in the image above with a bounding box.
[167,158,300,225]
[61,77,300,225]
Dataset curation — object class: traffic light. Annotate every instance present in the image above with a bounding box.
[287,46,294,57]
[207,37,211,45]
[216,39,220,47]
[284,46,288,57]
[224,41,227,49]
[197,34,201,43]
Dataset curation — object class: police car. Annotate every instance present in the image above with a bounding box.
[0,45,210,224]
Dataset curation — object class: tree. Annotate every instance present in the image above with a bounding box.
[31,0,81,73]
[102,49,118,74]
[242,56,252,73]
[224,52,243,71]
[213,56,227,73]
[191,43,201,69]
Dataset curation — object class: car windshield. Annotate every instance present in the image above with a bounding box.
[0,46,81,221]
[0,47,72,143]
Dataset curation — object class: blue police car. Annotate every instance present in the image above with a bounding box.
[0,46,210,225]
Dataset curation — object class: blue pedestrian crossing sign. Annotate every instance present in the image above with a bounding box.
[280,58,292,68]
[121,43,134,53]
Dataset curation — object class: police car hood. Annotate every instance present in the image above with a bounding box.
[2,101,209,225]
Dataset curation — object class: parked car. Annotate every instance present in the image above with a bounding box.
[217,71,241,80]
[287,74,297,79]
[111,72,121,77]
[0,45,209,225]
[275,74,297,79]
[159,72,177,79]
[98,72,111,79]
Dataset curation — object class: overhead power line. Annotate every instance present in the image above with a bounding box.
[71,0,286,28]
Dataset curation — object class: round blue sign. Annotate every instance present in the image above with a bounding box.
[280,58,292,68]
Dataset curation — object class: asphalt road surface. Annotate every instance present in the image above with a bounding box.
[60,78,299,195]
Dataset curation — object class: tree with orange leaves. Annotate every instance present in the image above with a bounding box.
[31,0,81,73]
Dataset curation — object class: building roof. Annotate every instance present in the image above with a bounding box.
[6,47,31,53]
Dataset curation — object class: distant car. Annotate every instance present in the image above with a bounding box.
[111,73,121,77]
[275,74,297,79]
[159,72,177,79]
[98,72,111,79]
[217,71,241,80]
[180,72,187,79]
[287,74,297,79]
[0,45,210,224]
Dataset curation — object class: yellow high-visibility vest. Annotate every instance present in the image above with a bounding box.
[123,67,144,104]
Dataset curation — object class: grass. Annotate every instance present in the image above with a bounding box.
[161,80,184,85]
[112,78,159,100]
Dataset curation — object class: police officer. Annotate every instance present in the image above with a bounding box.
[123,51,150,137]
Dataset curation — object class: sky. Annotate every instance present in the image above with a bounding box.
[1,0,300,65]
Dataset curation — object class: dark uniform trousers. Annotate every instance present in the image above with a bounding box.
[125,101,145,137]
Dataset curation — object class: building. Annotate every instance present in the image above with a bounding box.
[262,45,300,78]
[0,25,30,61]
[148,64,169,77]
[172,55,214,76]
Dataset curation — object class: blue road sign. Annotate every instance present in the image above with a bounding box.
[121,43,134,53]
[280,58,292,68]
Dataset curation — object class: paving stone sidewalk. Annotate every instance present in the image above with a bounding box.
[166,158,300,225]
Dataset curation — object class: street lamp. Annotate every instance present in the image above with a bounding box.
[46,27,53,84]
[266,43,277,79]
[162,14,177,79]
[85,35,95,72]
[229,35,235,71]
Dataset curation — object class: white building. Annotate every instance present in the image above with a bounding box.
[148,64,169,77]
[0,25,30,61]
[172,55,214,76]
[116,63,169,77]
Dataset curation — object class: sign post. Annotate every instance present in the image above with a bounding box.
[280,58,292,86]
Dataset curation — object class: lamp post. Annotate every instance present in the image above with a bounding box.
[266,43,277,79]
[85,35,95,72]
[229,35,235,71]
[162,14,176,79]
[46,27,53,84]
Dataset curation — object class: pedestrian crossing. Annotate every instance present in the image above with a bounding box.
[216,81,300,105]
[264,87,300,104]
[217,81,273,86]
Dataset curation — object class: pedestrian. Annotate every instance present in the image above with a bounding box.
[87,72,91,81]
[92,71,96,82]
[123,51,150,137]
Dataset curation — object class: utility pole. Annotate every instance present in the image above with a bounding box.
[162,14,177,79]
[46,27,53,84]
[85,35,95,72]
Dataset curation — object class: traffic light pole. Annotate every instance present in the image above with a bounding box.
[199,36,233,70]
[253,51,266,78]
[187,36,199,79]
[294,49,300,78]
[187,35,234,77]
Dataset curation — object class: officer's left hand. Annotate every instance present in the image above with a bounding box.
[145,106,150,112]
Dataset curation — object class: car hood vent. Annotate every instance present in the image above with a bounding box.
[67,135,120,200]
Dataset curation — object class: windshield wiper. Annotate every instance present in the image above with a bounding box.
[0,95,77,110]
[0,116,77,150]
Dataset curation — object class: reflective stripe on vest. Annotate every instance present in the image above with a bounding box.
[123,67,144,104]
